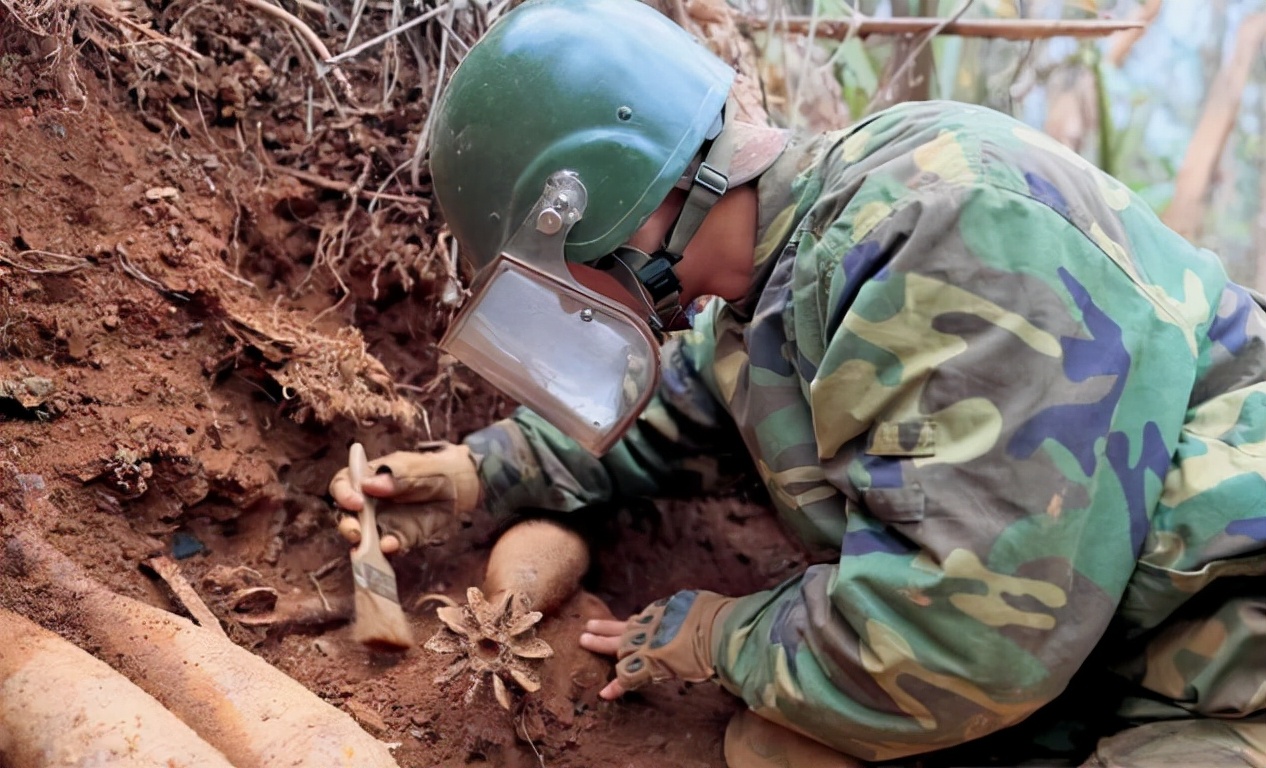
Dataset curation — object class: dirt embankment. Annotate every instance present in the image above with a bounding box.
[0,3,808,765]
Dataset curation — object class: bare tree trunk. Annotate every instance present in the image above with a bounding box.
[1163,12,1266,241]
[1043,67,1097,154]
[871,0,938,111]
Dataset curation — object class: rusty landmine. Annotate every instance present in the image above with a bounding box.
[425,587,554,710]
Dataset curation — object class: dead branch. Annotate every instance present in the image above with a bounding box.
[745,15,1145,41]
[1163,12,1266,241]
[1106,0,1163,68]
[305,157,371,319]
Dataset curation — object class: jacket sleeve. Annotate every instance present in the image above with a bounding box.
[1113,282,1266,715]
[710,180,1215,760]
[461,329,749,518]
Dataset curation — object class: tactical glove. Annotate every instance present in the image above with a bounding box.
[330,442,481,552]
[613,590,737,690]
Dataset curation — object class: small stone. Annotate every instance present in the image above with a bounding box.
[16,474,46,493]
[344,700,388,736]
[144,186,179,201]
[21,377,53,398]
[66,330,88,360]
[0,378,54,409]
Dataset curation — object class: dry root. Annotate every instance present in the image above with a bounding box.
[424,587,553,710]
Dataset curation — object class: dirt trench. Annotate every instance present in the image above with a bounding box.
[0,21,808,768]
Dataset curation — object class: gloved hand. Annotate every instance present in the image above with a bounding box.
[579,590,736,700]
[329,442,481,554]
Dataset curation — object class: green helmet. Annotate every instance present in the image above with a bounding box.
[429,0,735,269]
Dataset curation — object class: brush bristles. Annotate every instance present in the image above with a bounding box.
[352,589,414,651]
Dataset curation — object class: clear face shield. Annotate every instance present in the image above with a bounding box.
[439,172,661,456]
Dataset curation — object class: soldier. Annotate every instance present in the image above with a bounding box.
[329,0,1266,765]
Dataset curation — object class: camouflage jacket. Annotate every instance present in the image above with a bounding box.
[464,100,1266,759]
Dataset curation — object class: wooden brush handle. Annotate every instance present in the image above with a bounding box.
[348,443,380,555]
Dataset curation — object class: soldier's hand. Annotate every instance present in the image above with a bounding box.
[579,590,736,700]
[329,442,481,554]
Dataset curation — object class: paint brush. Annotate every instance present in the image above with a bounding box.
[348,442,414,651]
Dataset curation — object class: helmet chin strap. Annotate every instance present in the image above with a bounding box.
[605,100,739,331]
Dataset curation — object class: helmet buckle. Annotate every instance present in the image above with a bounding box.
[692,161,728,200]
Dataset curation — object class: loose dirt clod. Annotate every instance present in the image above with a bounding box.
[426,586,554,710]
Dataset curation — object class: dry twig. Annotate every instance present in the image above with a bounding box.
[748,14,1145,41]
[117,250,190,301]
[0,249,91,275]
[269,163,425,206]
[324,2,452,68]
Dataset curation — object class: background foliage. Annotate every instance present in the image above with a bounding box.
[745,0,1266,287]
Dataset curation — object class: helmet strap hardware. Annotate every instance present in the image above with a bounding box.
[625,99,739,326]
[604,246,673,333]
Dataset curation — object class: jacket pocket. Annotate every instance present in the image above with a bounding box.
[857,419,935,524]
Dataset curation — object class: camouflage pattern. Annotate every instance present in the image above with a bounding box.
[462,100,1266,760]
[1085,715,1266,767]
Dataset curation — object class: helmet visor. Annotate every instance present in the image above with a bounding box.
[440,254,659,456]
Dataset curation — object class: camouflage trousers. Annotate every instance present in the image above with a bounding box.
[1084,588,1266,767]
[726,704,1266,767]
[1085,717,1266,768]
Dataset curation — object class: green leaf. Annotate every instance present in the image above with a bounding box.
[837,38,878,97]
